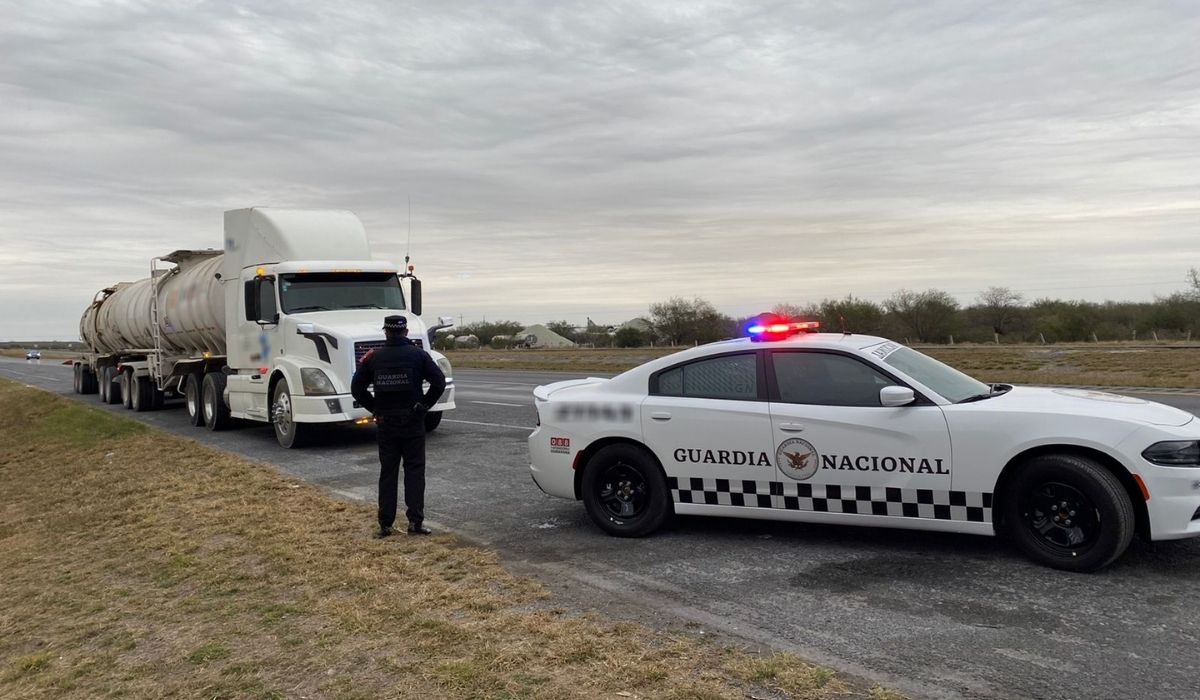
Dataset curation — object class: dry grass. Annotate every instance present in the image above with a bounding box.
[0,379,894,700]
[445,345,1200,388]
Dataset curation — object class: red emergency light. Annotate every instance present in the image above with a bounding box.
[746,319,820,341]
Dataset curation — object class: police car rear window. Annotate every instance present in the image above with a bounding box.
[654,353,757,400]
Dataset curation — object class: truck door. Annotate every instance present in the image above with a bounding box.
[640,351,776,505]
[765,350,957,521]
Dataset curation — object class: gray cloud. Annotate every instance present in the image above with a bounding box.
[1,0,1198,339]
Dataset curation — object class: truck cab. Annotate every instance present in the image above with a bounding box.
[222,208,455,447]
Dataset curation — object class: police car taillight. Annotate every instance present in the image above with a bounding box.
[747,320,820,341]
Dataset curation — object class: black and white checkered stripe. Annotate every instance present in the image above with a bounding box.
[668,477,993,523]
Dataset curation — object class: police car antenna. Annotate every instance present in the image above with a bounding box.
[839,314,850,335]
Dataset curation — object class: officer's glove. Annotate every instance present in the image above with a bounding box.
[412,402,429,416]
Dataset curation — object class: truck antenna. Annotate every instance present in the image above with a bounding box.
[404,196,412,271]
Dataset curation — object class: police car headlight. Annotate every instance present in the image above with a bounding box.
[300,368,337,395]
[436,358,452,377]
[1142,440,1200,467]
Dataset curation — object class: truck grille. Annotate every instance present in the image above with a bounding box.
[354,339,422,364]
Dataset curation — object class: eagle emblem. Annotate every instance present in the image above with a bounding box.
[776,438,819,480]
[784,451,810,470]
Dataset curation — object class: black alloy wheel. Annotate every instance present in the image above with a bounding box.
[581,444,671,537]
[1003,453,1134,572]
[1022,481,1098,552]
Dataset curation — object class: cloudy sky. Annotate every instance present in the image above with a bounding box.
[2,1,1198,340]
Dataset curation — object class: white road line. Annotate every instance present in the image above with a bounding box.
[470,400,526,407]
[443,418,532,431]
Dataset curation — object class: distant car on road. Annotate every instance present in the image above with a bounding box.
[25,351,41,360]
[528,320,1200,572]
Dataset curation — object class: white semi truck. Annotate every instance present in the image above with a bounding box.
[73,207,456,448]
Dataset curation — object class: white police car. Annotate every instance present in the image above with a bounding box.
[528,321,1200,571]
[25,351,41,360]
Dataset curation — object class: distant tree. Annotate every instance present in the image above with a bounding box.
[975,286,1025,340]
[649,297,735,345]
[456,320,524,347]
[614,326,648,348]
[816,296,885,335]
[883,289,960,342]
[1028,299,1099,342]
[1188,268,1200,300]
[771,303,815,320]
[545,320,578,342]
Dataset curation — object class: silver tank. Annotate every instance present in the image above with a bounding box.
[80,251,225,356]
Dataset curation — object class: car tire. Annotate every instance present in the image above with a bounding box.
[184,373,205,426]
[202,372,231,431]
[581,443,672,538]
[424,411,443,433]
[1003,453,1135,572]
[271,379,311,448]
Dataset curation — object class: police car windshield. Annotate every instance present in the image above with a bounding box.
[279,273,405,314]
[880,346,990,404]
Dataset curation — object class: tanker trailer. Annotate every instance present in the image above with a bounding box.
[74,207,457,448]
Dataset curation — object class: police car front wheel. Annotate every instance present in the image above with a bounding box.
[1003,454,1135,572]
[581,444,671,538]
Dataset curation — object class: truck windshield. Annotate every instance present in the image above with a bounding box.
[279,272,406,314]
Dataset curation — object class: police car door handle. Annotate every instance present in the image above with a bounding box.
[779,422,805,432]
[650,411,672,421]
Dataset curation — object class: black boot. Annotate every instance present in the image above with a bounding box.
[407,522,432,535]
[375,525,394,539]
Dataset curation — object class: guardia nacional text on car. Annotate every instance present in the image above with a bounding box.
[527,321,1200,571]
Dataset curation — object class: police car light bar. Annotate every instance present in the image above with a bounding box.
[747,320,820,340]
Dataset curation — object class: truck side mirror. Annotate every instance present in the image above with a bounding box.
[409,278,422,316]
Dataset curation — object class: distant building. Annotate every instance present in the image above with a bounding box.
[517,324,577,349]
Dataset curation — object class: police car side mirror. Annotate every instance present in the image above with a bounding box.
[880,386,916,407]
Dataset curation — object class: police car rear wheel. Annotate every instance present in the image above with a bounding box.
[423,411,442,433]
[1004,454,1134,572]
[581,444,670,538]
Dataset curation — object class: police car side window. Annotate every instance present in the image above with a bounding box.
[772,352,893,407]
[654,354,758,400]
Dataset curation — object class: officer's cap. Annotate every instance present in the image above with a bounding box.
[383,315,408,331]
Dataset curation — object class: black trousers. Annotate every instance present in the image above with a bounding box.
[376,415,426,528]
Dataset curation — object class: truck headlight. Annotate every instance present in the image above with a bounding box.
[301,368,337,396]
[436,357,452,377]
[1142,441,1200,467]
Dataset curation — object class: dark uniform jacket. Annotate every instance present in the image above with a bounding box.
[351,337,446,426]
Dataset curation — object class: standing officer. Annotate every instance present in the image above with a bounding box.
[351,315,446,537]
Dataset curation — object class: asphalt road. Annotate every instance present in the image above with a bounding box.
[5,356,1200,700]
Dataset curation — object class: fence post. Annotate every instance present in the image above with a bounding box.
[1039,333,1046,345]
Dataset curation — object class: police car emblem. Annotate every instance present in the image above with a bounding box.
[776,438,819,481]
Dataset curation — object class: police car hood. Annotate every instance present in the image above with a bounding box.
[990,386,1194,427]
[533,377,608,401]
[284,310,425,341]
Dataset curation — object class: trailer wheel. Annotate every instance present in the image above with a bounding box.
[271,379,312,449]
[120,369,134,409]
[184,373,205,426]
[80,366,98,395]
[131,376,155,413]
[202,372,232,431]
[72,364,82,394]
[101,367,121,404]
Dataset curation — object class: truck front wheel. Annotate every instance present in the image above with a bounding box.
[271,379,312,449]
[202,372,232,431]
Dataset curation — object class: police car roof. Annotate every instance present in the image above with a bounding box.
[605,332,894,390]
